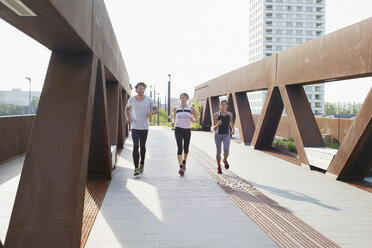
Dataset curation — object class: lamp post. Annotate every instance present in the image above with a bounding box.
[25,77,31,114]
[157,93,160,125]
[164,93,167,112]
[167,74,171,122]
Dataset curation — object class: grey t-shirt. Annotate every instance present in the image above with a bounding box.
[127,95,156,130]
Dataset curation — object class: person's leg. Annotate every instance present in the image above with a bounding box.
[175,128,184,175]
[182,129,191,170]
[214,133,223,174]
[131,129,140,176]
[139,130,148,172]
[222,134,231,169]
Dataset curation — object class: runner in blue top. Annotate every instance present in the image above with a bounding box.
[212,99,234,174]
[125,82,158,176]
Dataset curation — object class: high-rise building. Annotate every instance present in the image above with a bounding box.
[248,0,325,115]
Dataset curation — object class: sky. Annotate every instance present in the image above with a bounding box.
[0,0,371,103]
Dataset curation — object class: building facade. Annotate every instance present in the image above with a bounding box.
[248,0,325,114]
[0,88,40,106]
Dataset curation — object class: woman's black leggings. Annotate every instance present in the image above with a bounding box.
[131,129,148,168]
[174,127,191,155]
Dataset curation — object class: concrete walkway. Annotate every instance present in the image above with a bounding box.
[84,127,277,248]
[190,128,372,248]
[1,126,371,247]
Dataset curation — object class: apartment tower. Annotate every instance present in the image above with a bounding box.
[248,0,325,114]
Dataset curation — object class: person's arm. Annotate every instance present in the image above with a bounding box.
[212,112,222,131]
[172,107,177,127]
[125,101,131,124]
[151,105,159,115]
[146,98,158,117]
[190,106,198,123]
[229,112,235,135]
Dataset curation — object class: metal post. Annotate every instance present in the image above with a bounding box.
[167,74,171,122]
[25,77,31,114]
[157,94,160,125]
[153,86,156,125]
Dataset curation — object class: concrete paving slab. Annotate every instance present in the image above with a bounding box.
[85,127,278,248]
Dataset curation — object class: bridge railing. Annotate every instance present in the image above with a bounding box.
[194,17,372,181]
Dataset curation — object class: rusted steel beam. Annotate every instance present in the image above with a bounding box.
[194,18,372,101]
[194,55,277,100]
[87,61,112,179]
[327,88,372,180]
[231,92,255,144]
[117,89,124,149]
[201,99,212,131]
[279,85,324,166]
[0,0,130,93]
[208,96,220,128]
[5,53,98,248]
[252,87,283,149]
[106,81,120,146]
[277,18,372,85]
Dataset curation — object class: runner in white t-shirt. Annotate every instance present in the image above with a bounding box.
[125,82,158,176]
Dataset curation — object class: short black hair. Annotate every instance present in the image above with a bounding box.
[135,82,147,89]
[220,99,228,104]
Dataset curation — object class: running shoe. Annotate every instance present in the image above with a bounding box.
[182,160,186,171]
[217,166,222,174]
[223,159,230,169]
[134,168,140,176]
[139,163,144,173]
[179,166,184,176]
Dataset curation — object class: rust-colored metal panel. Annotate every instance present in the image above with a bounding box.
[279,85,324,165]
[0,0,131,93]
[5,52,98,248]
[209,96,220,126]
[0,116,20,162]
[87,61,112,179]
[20,115,35,153]
[117,88,124,149]
[277,18,372,85]
[339,119,353,143]
[48,0,92,48]
[122,91,128,139]
[275,116,291,138]
[232,92,255,144]
[194,55,277,100]
[315,117,339,142]
[92,0,131,93]
[328,89,372,180]
[252,87,283,149]
[201,98,211,131]
[252,114,260,127]
[106,81,120,146]
[0,0,90,52]
[226,93,239,128]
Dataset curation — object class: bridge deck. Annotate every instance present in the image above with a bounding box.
[1,126,371,247]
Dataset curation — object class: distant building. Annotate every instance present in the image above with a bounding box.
[0,88,41,106]
[247,0,325,115]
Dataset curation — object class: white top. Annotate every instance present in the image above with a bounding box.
[126,95,156,130]
[175,105,192,129]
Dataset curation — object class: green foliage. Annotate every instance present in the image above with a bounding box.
[324,139,340,149]
[324,102,362,115]
[272,137,297,154]
[0,103,25,116]
[287,141,297,153]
